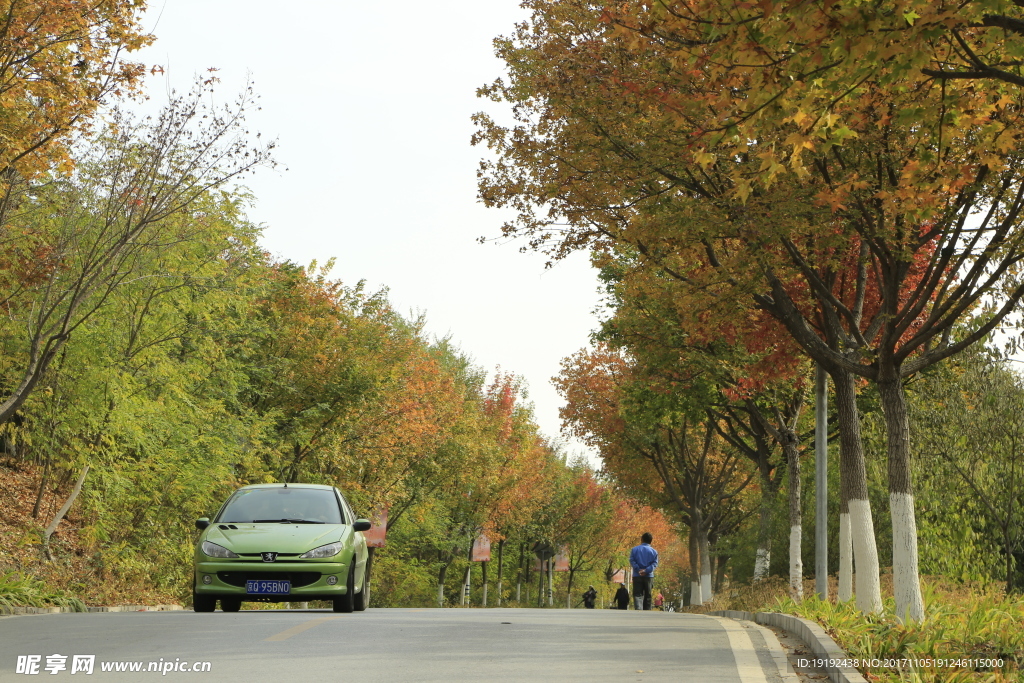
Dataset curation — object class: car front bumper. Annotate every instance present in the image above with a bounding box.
[194,559,352,601]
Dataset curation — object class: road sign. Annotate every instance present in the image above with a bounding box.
[364,507,388,548]
[471,534,491,562]
[553,549,569,572]
[532,541,554,560]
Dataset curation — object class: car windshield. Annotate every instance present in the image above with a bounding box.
[217,488,344,524]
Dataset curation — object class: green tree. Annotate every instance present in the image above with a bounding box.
[911,351,1024,592]
[476,0,1024,621]
[0,84,272,425]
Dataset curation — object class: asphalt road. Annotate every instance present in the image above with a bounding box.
[0,608,793,682]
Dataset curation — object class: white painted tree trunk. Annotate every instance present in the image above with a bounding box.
[753,548,770,582]
[437,563,449,607]
[838,512,853,602]
[789,524,803,600]
[833,369,881,614]
[891,492,924,622]
[753,493,774,581]
[700,533,713,603]
[462,566,471,606]
[688,525,703,605]
[849,499,882,613]
[878,377,925,623]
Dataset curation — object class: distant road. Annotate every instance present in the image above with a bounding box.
[0,608,791,682]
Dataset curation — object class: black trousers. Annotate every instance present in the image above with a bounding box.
[632,576,653,610]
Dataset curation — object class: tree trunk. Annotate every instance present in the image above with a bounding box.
[838,505,853,602]
[462,565,472,606]
[715,553,730,593]
[496,540,505,606]
[699,527,712,603]
[537,559,544,607]
[877,375,924,622]
[1005,527,1014,594]
[833,369,882,613]
[32,458,50,519]
[516,542,525,603]
[688,523,702,605]
[566,569,575,609]
[753,480,777,581]
[42,465,89,561]
[437,562,448,607]
[365,546,375,607]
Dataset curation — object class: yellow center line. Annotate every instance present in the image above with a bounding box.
[264,616,342,642]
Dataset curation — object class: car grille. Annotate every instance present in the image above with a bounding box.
[218,571,322,588]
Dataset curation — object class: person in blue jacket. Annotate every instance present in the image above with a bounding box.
[629,532,659,610]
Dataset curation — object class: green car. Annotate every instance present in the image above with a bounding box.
[192,483,371,613]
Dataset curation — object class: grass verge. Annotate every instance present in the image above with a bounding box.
[693,577,1022,682]
[0,571,86,612]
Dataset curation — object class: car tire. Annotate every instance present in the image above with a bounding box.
[354,563,369,611]
[193,584,216,613]
[220,597,242,612]
[333,565,355,613]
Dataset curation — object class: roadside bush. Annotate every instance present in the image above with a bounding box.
[0,572,86,611]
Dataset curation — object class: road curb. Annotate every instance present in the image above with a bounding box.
[0,604,184,616]
[709,610,868,683]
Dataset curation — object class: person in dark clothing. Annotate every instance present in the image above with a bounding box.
[614,583,630,610]
[629,531,659,611]
[582,585,597,609]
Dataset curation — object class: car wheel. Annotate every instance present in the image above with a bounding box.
[220,597,242,612]
[333,565,355,613]
[193,584,216,613]
[354,563,369,611]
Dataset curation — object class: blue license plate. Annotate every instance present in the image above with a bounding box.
[246,580,291,595]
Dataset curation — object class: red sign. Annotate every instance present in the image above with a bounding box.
[471,534,491,562]
[610,568,626,584]
[553,548,569,572]
[363,507,388,548]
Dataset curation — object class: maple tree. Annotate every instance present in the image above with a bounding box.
[596,254,813,596]
[476,0,1024,621]
[0,0,151,220]
[556,344,757,604]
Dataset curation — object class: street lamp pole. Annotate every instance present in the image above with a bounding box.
[815,363,829,600]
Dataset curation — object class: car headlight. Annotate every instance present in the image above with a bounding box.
[201,541,239,558]
[299,541,343,559]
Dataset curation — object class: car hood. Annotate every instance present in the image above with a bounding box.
[204,524,349,554]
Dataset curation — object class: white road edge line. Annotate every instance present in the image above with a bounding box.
[705,615,769,683]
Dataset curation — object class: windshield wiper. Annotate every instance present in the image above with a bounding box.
[251,518,325,524]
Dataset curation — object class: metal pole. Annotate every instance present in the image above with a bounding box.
[540,561,548,610]
[815,363,829,600]
[547,560,554,607]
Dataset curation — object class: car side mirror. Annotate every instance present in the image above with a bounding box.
[352,519,371,532]
[195,517,210,530]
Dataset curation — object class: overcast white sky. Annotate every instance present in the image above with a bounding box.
[134,1,603,463]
